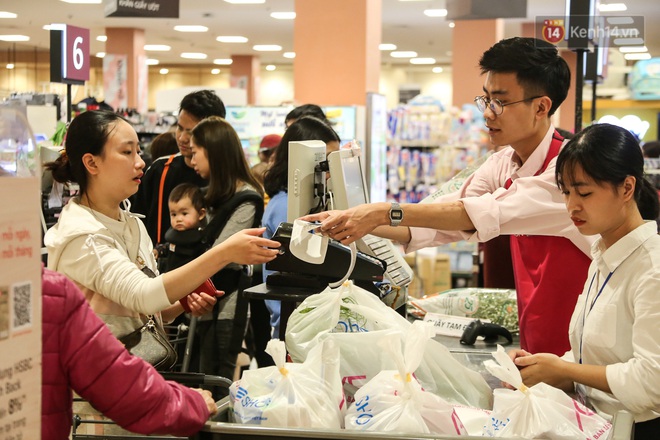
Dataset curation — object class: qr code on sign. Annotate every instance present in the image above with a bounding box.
[11,281,32,331]
[0,286,8,339]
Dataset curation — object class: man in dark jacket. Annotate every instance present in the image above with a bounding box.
[133,90,226,245]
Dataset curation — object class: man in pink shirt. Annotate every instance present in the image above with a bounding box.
[303,37,595,356]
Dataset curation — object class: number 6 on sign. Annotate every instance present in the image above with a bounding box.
[73,36,85,70]
[50,24,90,84]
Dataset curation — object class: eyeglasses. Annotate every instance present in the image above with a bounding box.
[474,95,543,115]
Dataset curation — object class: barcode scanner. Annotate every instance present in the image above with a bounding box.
[460,319,513,346]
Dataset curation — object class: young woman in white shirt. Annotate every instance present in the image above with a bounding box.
[510,123,660,438]
[45,111,280,340]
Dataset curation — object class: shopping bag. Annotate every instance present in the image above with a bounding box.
[228,339,344,429]
[482,345,612,438]
[345,321,467,435]
[317,329,401,401]
[285,281,492,408]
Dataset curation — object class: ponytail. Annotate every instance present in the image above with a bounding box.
[638,176,660,221]
[45,150,76,185]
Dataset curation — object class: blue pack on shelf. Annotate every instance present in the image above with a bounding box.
[628,58,660,100]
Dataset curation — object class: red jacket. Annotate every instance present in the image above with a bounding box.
[42,267,210,439]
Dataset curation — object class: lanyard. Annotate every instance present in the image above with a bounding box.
[578,270,614,364]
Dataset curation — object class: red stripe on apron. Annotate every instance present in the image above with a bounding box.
[504,132,591,355]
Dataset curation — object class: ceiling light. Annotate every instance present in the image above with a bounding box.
[95,52,105,58]
[270,12,296,20]
[390,51,417,58]
[181,52,208,59]
[448,21,455,28]
[598,3,627,12]
[410,57,436,64]
[619,46,647,53]
[216,36,248,43]
[379,43,397,51]
[624,53,651,61]
[0,35,29,42]
[224,0,265,3]
[146,59,159,65]
[159,68,169,75]
[424,9,447,17]
[213,58,233,65]
[0,11,17,19]
[42,25,56,31]
[60,0,102,3]
[211,68,221,74]
[283,52,296,59]
[432,67,444,73]
[6,63,14,69]
[253,45,282,51]
[96,35,107,42]
[614,37,644,46]
[266,64,276,71]
[145,44,171,51]
[174,25,208,33]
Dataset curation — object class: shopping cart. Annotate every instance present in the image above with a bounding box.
[199,403,634,440]
[71,372,232,440]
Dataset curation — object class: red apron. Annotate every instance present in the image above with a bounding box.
[505,132,591,355]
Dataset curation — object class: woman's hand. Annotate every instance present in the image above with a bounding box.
[192,388,218,416]
[186,292,216,317]
[500,349,533,389]
[221,228,281,265]
[515,353,574,391]
[508,348,533,365]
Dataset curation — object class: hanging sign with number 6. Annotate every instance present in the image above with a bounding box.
[50,24,90,84]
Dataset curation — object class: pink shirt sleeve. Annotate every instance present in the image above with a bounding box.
[406,128,595,255]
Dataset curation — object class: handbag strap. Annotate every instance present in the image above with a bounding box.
[157,154,177,244]
[135,257,163,328]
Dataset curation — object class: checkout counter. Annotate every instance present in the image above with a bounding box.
[217,224,634,440]
[200,333,635,440]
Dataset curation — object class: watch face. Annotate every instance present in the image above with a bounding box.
[391,211,403,220]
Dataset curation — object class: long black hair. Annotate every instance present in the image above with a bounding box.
[556,123,659,220]
[45,110,128,196]
[263,116,340,198]
[191,116,263,209]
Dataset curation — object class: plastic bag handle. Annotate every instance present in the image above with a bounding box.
[328,242,357,288]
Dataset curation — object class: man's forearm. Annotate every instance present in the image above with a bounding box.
[401,201,475,231]
[370,201,474,245]
[372,225,411,244]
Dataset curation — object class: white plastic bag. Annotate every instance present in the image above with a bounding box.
[316,329,401,400]
[345,321,467,435]
[285,281,492,408]
[483,345,612,438]
[229,339,344,429]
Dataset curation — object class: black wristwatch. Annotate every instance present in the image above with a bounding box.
[389,202,403,227]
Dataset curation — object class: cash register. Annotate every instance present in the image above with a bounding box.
[265,222,386,291]
[243,221,387,341]
[242,140,394,340]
